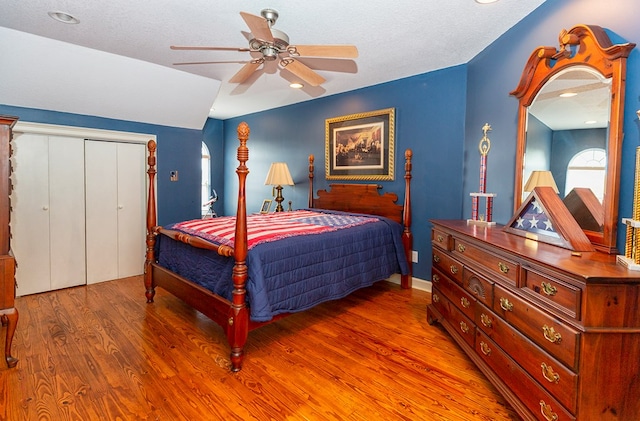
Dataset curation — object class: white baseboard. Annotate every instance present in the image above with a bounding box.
[387,273,432,293]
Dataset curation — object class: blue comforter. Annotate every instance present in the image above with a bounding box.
[155,209,409,322]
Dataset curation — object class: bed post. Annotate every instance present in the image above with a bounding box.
[227,122,250,372]
[144,140,157,303]
[308,154,315,208]
[401,149,413,289]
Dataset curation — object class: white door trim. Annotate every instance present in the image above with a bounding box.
[13,121,156,144]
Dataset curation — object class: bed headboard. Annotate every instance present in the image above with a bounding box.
[307,150,413,226]
[313,183,402,223]
[307,149,413,288]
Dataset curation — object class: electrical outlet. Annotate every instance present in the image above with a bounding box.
[170,170,179,181]
[412,250,418,263]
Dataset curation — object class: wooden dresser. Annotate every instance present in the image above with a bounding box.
[0,116,18,368]
[427,220,640,421]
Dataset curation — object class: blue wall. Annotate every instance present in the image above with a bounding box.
[0,104,204,225]
[222,66,468,280]
[464,0,640,253]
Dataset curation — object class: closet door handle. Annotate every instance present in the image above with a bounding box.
[42,206,49,211]
[118,205,124,209]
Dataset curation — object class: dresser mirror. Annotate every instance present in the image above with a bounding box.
[510,25,635,253]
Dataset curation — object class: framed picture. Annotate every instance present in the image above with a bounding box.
[325,108,395,180]
[260,199,272,214]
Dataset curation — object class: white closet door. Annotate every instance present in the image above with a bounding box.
[12,134,51,296]
[48,137,86,290]
[85,141,119,284]
[116,142,146,278]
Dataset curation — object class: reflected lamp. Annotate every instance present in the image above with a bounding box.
[524,170,559,195]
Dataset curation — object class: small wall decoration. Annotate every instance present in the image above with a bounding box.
[468,123,497,226]
[325,108,395,180]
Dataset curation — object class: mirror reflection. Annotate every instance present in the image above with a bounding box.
[524,66,610,232]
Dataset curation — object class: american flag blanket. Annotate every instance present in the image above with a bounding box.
[170,210,379,250]
[157,208,408,322]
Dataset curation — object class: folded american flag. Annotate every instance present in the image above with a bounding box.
[170,210,378,250]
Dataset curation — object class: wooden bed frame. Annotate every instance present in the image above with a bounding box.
[144,122,413,371]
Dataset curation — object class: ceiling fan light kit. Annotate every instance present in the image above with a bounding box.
[170,8,358,88]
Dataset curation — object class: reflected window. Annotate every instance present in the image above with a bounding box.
[565,148,606,201]
[202,142,211,216]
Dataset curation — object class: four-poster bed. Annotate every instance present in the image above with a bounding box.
[144,122,413,371]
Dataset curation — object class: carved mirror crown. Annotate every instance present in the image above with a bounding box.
[510,25,635,253]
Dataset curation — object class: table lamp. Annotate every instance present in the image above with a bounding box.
[264,162,294,212]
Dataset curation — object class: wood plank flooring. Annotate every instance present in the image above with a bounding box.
[0,277,519,420]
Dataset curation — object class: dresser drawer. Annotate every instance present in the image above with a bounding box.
[453,237,519,286]
[432,287,476,349]
[432,248,463,285]
[522,267,581,320]
[493,285,580,369]
[432,227,452,251]
[463,267,493,308]
[475,303,577,413]
[432,269,476,320]
[476,331,575,421]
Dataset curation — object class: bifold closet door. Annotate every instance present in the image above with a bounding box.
[85,141,145,284]
[115,142,146,278]
[12,134,86,296]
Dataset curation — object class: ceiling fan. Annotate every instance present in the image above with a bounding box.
[170,9,358,87]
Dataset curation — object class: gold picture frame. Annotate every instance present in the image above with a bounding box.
[325,108,395,180]
[260,199,272,214]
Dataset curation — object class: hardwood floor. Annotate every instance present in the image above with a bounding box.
[0,277,519,420]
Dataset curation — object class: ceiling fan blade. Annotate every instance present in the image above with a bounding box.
[173,60,250,66]
[170,45,251,52]
[229,61,262,84]
[281,59,326,87]
[289,45,358,58]
[240,12,273,43]
[295,57,358,74]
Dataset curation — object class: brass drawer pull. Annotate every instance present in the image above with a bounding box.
[541,362,560,384]
[480,341,491,356]
[432,294,440,303]
[542,325,562,344]
[457,243,466,253]
[498,262,509,274]
[499,297,514,312]
[541,281,557,296]
[433,254,440,263]
[460,297,470,308]
[450,265,459,275]
[459,321,469,334]
[480,313,492,328]
[539,400,558,421]
[432,274,440,283]
[437,234,444,243]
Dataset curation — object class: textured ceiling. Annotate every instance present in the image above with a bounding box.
[0,0,546,129]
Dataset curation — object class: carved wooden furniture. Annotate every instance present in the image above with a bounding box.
[427,220,640,420]
[145,122,413,371]
[0,116,18,368]
[511,24,635,253]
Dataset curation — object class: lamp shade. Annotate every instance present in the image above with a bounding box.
[264,162,294,186]
[524,170,559,193]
